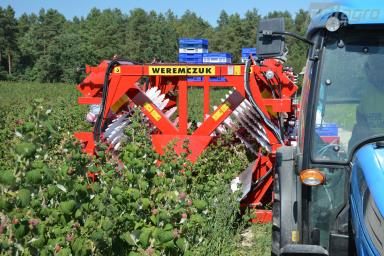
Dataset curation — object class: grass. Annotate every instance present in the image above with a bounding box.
[238,224,272,256]
[0,82,231,126]
[0,81,89,132]
[187,87,232,122]
[0,82,79,107]
[324,104,357,131]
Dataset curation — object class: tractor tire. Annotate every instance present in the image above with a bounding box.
[271,146,298,256]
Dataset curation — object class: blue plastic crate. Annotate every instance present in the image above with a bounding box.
[203,53,232,64]
[241,48,257,57]
[179,38,208,53]
[179,38,208,48]
[315,123,338,136]
[179,48,208,53]
[178,53,203,64]
[241,48,257,63]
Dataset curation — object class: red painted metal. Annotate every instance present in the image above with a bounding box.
[74,132,95,155]
[75,59,299,222]
[250,210,273,223]
[151,135,212,162]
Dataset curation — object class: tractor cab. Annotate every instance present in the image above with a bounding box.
[258,3,384,256]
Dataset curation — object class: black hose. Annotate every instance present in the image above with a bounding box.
[244,59,284,144]
[94,59,120,142]
[272,31,313,46]
[274,75,285,138]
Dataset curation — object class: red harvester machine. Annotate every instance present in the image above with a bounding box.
[75,57,299,222]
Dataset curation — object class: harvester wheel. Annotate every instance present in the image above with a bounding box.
[271,146,298,256]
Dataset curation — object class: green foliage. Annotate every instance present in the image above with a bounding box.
[0,170,15,186]
[17,189,31,207]
[59,200,77,215]
[0,82,273,255]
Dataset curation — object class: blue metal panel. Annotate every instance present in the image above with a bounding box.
[209,77,227,82]
[307,2,384,38]
[351,144,384,256]
[187,77,203,82]
[355,145,384,217]
[350,193,376,256]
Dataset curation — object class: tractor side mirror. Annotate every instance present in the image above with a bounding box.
[256,18,286,58]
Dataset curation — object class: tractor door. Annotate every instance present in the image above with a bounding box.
[300,27,384,254]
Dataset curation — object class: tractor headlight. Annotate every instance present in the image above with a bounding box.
[300,169,326,186]
[325,16,341,32]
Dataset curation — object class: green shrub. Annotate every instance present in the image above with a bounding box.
[0,84,255,255]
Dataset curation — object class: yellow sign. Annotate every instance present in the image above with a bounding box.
[151,110,162,121]
[143,102,153,112]
[148,66,216,76]
[212,103,231,121]
[291,231,299,242]
[234,66,242,75]
[113,66,121,73]
[143,102,162,121]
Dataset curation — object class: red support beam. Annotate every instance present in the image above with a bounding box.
[193,90,245,136]
[203,76,210,119]
[178,80,188,134]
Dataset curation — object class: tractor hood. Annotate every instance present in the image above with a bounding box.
[353,143,384,217]
[307,0,384,38]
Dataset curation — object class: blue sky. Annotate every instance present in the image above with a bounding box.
[1,0,315,25]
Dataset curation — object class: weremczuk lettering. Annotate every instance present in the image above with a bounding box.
[149,66,216,76]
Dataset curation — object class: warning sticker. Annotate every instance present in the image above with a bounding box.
[151,110,162,121]
[149,66,216,76]
[143,102,162,121]
[212,103,231,121]
[144,102,154,112]
[234,65,241,75]
[113,66,121,73]
[227,66,242,76]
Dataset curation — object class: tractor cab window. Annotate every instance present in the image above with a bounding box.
[312,30,384,163]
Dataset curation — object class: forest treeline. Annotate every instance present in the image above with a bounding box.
[0,6,311,83]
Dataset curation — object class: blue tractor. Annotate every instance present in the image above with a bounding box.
[256,2,384,255]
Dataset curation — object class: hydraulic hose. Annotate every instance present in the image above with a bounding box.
[244,59,284,145]
[94,59,120,142]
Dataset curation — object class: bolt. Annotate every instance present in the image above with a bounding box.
[265,70,275,80]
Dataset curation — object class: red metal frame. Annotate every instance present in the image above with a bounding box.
[75,60,298,222]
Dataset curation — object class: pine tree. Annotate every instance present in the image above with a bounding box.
[0,6,18,75]
[0,6,314,82]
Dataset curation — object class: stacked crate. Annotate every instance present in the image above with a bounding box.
[241,48,257,63]
[203,53,232,64]
[178,38,208,82]
[178,38,208,63]
[203,52,232,82]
